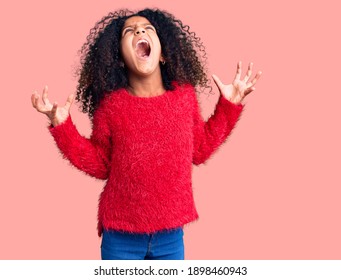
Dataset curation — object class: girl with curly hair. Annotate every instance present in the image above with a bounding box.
[31,8,261,260]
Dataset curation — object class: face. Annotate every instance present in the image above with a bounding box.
[120,16,163,78]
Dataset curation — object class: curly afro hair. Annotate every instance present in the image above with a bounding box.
[75,8,211,117]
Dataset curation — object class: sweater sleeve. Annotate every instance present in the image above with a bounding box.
[192,92,244,165]
[49,102,111,180]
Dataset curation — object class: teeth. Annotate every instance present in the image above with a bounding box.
[136,39,149,47]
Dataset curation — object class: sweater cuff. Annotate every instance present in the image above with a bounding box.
[216,93,244,115]
[48,115,75,138]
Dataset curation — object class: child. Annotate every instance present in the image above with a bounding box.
[31,8,261,260]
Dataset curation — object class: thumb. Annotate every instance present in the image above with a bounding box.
[212,74,224,92]
[64,94,75,111]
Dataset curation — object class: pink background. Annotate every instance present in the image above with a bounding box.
[1,0,340,259]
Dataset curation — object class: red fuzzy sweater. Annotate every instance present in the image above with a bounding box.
[49,83,243,236]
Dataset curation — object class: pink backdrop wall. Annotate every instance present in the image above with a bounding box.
[0,0,340,259]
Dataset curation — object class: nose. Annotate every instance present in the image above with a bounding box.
[134,26,146,35]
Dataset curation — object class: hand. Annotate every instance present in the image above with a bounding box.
[31,85,74,126]
[212,61,262,104]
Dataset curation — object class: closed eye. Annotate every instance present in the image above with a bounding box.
[122,28,133,36]
[146,25,156,32]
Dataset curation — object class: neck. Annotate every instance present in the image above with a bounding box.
[127,72,166,97]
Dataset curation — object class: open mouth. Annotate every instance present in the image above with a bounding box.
[135,39,151,59]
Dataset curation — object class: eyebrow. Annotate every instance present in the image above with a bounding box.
[124,23,152,29]
[121,23,156,36]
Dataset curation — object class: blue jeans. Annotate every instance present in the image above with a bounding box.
[101,227,184,260]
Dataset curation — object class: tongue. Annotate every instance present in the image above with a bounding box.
[136,42,149,58]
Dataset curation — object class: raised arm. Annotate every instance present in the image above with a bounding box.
[192,61,262,165]
[192,91,244,165]
[32,86,111,179]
